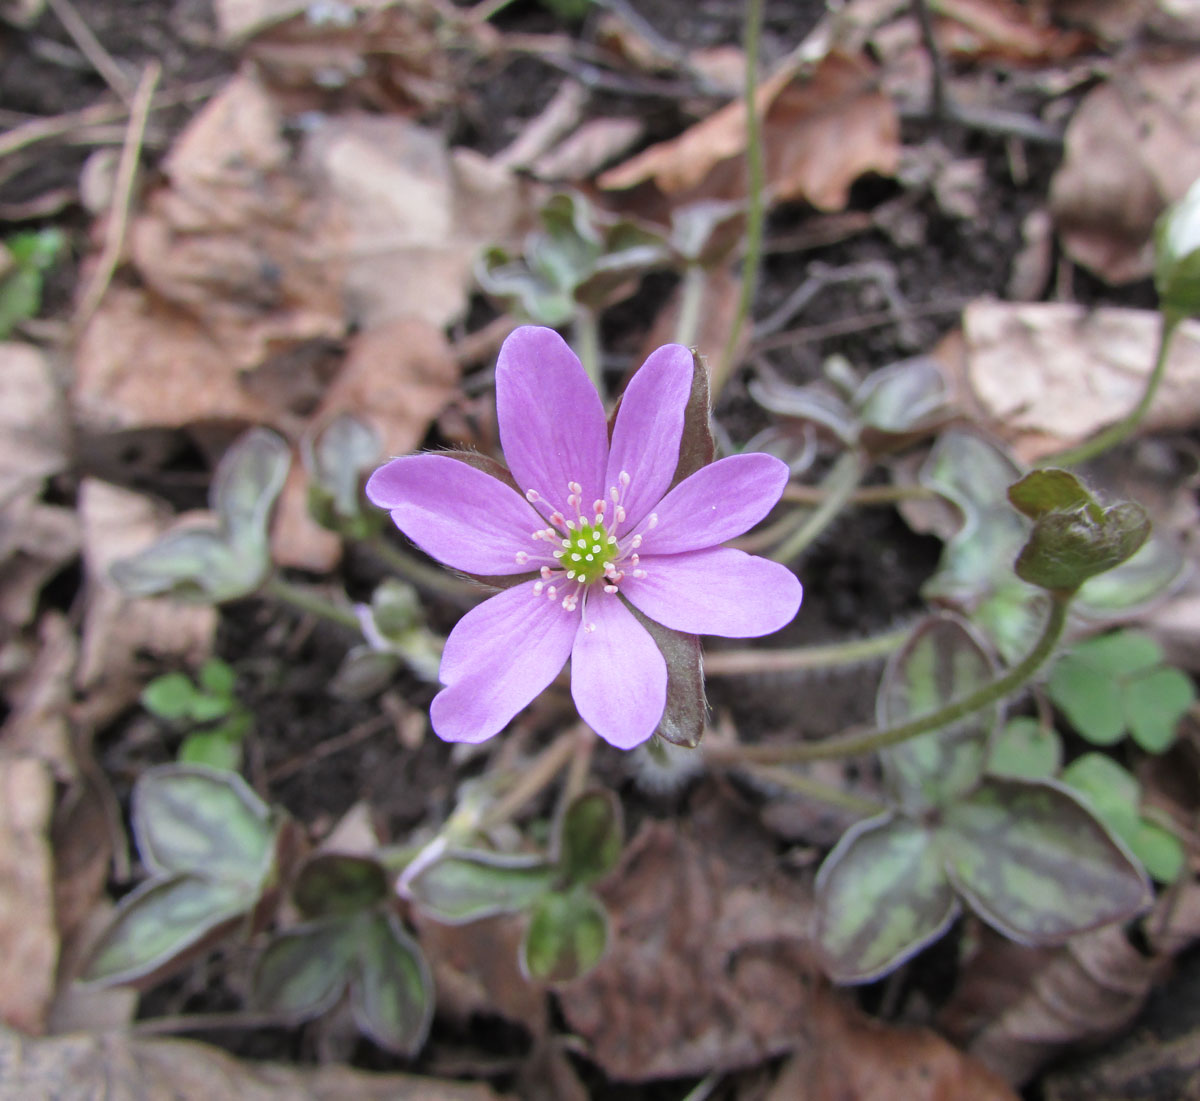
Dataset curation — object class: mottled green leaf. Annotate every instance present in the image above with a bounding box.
[520,888,609,984]
[212,428,290,554]
[133,766,275,886]
[1129,820,1186,883]
[110,528,265,603]
[939,779,1151,944]
[1126,666,1194,753]
[303,414,381,534]
[556,790,623,887]
[876,615,996,811]
[855,355,950,445]
[250,919,356,1019]
[293,853,390,919]
[349,912,434,1055]
[1014,502,1151,593]
[814,814,959,984]
[987,717,1062,780]
[405,850,553,924]
[1007,469,1098,520]
[81,874,250,985]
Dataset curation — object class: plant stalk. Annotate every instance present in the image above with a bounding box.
[1039,311,1182,468]
[703,623,910,677]
[573,306,604,397]
[718,592,1072,765]
[263,575,361,631]
[769,450,866,564]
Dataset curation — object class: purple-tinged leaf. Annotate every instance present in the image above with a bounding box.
[624,602,704,748]
[876,615,997,812]
[211,428,290,552]
[250,918,356,1019]
[1007,468,1098,520]
[293,853,389,919]
[405,850,554,924]
[1014,501,1151,594]
[939,778,1152,944]
[349,911,434,1056]
[814,814,960,984]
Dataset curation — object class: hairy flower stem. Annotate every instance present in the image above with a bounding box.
[703,623,910,677]
[739,762,886,817]
[365,536,480,605]
[1039,311,1182,468]
[715,0,765,396]
[573,306,604,398]
[264,574,360,631]
[769,451,867,564]
[673,263,708,348]
[720,592,1072,765]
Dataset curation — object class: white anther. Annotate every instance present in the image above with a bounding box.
[593,499,605,515]
[541,566,553,579]
[604,584,618,594]
[515,551,529,565]
[569,481,582,494]
[525,489,541,503]
[633,569,647,578]
[547,586,557,598]
[647,513,658,529]
[566,520,576,530]
[619,471,630,487]
[571,553,581,562]
[566,570,576,580]
[610,488,620,503]
[550,511,565,527]
[607,536,617,545]
[553,550,564,559]
[585,554,594,562]
[534,581,544,594]
[615,506,626,523]
[631,534,642,548]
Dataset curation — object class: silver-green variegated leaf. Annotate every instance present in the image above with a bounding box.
[132,765,276,887]
[250,919,357,1019]
[556,790,623,887]
[405,850,554,924]
[876,615,997,812]
[303,414,381,524]
[109,527,266,603]
[349,911,434,1056]
[854,355,951,447]
[814,814,959,984]
[81,873,251,986]
[1076,534,1184,618]
[519,888,609,984]
[938,778,1152,944]
[212,427,290,555]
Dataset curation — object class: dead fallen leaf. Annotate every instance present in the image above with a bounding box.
[557,789,819,1080]
[530,117,646,183]
[0,612,77,781]
[303,118,530,332]
[0,757,58,1035]
[0,342,68,501]
[1054,0,1200,43]
[0,1024,511,1100]
[767,995,1018,1100]
[599,51,899,212]
[961,300,1200,463]
[75,479,216,726]
[0,497,79,631]
[933,0,1090,63]
[1050,55,1200,283]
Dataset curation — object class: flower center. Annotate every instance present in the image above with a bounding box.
[560,520,615,585]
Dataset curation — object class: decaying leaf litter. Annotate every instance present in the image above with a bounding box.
[4,0,1200,1096]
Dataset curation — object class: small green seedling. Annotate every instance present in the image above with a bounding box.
[1048,629,1195,753]
[141,658,253,771]
[0,228,64,338]
[1062,753,1185,883]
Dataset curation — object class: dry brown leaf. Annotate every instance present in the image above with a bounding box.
[961,300,1200,463]
[933,0,1090,63]
[599,52,899,212]
[0,1024,511,1100]
[270,462,343,573]
[0,612,77,781]
[0,342,68,501]
[75,480,216,725]
[0,757,58,1035]
[1051,55,1200,284]
[0,498,79,631]
[303,119,529,332]
[767,996,1018,1100]
[557,793,819,1080]
[1054,0,1200,43]
[530,117,646,183]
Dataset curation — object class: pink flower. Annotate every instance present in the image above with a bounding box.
[366,326,802,749]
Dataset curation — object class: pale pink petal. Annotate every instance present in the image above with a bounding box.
[430,581,577,742]
[605,344,693,529]
[367,454,554,575]
[621,547,802,638]
[570,591,666,749]
[496,326,608,520]
[632,453,788,555]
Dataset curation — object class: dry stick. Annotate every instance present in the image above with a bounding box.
[752,296,970,353]
[266,714,392,784]
[72,60,160,333]
[45,0,135,104]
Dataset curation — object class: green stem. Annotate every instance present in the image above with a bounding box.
[703,623,910,677]
[724,592,1072,765]
[264,575,361,631]
[1038,311,1182,468]
[715,0,765,396]
[740,763,886,817]
[769,451,866,564]
[365,536,479,604]
[573,306,603,398]
[674,263,708,348]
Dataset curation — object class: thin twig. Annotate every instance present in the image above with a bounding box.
[736,763,885,817]
[72,61,160,333]
[266,715,392,784]
[752,296,970,353]
[46,0,135,103]
[911,0,947,121]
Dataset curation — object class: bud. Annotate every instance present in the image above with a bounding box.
[1155,176,1200,319]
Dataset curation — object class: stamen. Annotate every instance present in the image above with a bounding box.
[571,553,581,562]
[515,551,529,565]
[604,584,618,593]
[566,570,576,580]
[534,581,544,594]
[549,511,565,528]
[583,621,597,634]
[553,550,564,559]
[631,534,642,548]
[568,481,583,494]
[540,566,553,579]
[525,489,541,503]
[619,471,631,487]
[647,513,658,529]
[633,569,647,578]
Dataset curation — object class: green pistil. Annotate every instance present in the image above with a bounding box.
[561,521,615,585]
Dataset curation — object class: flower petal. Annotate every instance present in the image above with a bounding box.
[496,326,609,519]
[431,581,577,743]
[621,547,802,638]
[367,454,553,576]
[632,452,789,555]
[606,343,693,529]
[570,592,666,749]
